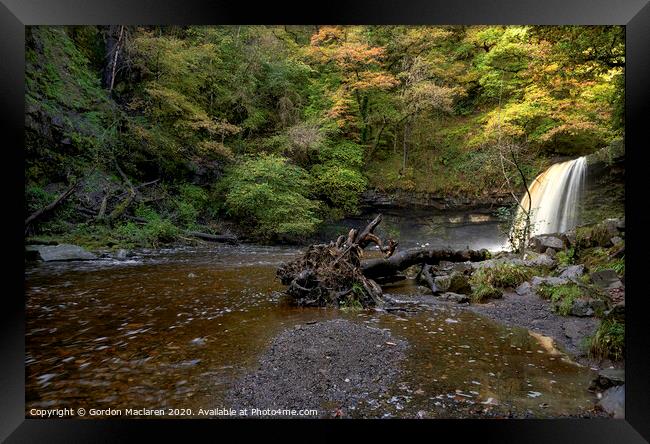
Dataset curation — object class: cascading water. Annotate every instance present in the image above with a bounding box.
[511,156,587,245]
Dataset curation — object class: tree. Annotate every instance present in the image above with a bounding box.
[222,154,322,239]
[306,26,398,142]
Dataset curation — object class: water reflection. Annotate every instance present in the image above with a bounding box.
[25,244,596,418]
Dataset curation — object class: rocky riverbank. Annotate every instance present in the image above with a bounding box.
[226,319,408,418]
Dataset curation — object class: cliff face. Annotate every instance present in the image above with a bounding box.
[361,189,512,211]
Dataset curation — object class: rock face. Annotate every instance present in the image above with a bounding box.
[598,385,625,418]
[25,244,97,262]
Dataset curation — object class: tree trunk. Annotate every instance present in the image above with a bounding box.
[402,119,410,172]
[102,25,125,91]
[25,180,79,233]
[361,247,490,279]
[276,213,489,307]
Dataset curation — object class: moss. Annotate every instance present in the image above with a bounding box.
[588,319,624,361]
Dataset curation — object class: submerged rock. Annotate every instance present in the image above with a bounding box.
[25,244,97,262]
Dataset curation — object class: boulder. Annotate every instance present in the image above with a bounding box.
[564,229,577,248]
[529,234,564,253]
[439,292,470,303]
[591,269,623,290]
[569,299,594,317]
[25,244,97,262]
[598,385,625,418]
[544,247,557,258]
[604,302,625,322]
[530,276,568,291]
[558,264,585,281]
[610,236,623,246]
[474,257,526,269]
[602,218,621,238]
[516,281,532,296]
[590,368,625,391]
[433,275,451,292]
[615,218,625,231]
[435,272,471,294]
[525,253,556,269]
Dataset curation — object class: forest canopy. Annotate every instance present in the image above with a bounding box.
[25,25,624,243]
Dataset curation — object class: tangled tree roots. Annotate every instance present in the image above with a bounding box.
[276,215,396,307]
[277,213,491,308]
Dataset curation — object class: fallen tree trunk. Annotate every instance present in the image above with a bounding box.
[361,247,490,279]
[108,161,136,221]
[186,231,238,244]
[25,180,79,234]
[276,213,489,308]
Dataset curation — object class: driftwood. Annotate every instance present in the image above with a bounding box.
[276,213,490,308]
[277,214,396,307]
[361,247,490,279]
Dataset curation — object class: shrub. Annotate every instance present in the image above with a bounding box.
[471,262,534,289]
[222,154,322,239]
[311,163,367,215]
[471,281,503,303]
[537,282,582,316]
[25,185,56,214]
[556,247,575,267]
[589,319,624,361]
[116,207,179,247]
[317,140,364,168]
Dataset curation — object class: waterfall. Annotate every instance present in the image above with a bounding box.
[511,156,587,244]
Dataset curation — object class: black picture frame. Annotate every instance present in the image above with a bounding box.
[3,1,649,442]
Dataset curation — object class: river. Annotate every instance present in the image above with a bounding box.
[25,211,599,418]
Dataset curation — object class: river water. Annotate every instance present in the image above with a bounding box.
[25,212,599,419]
